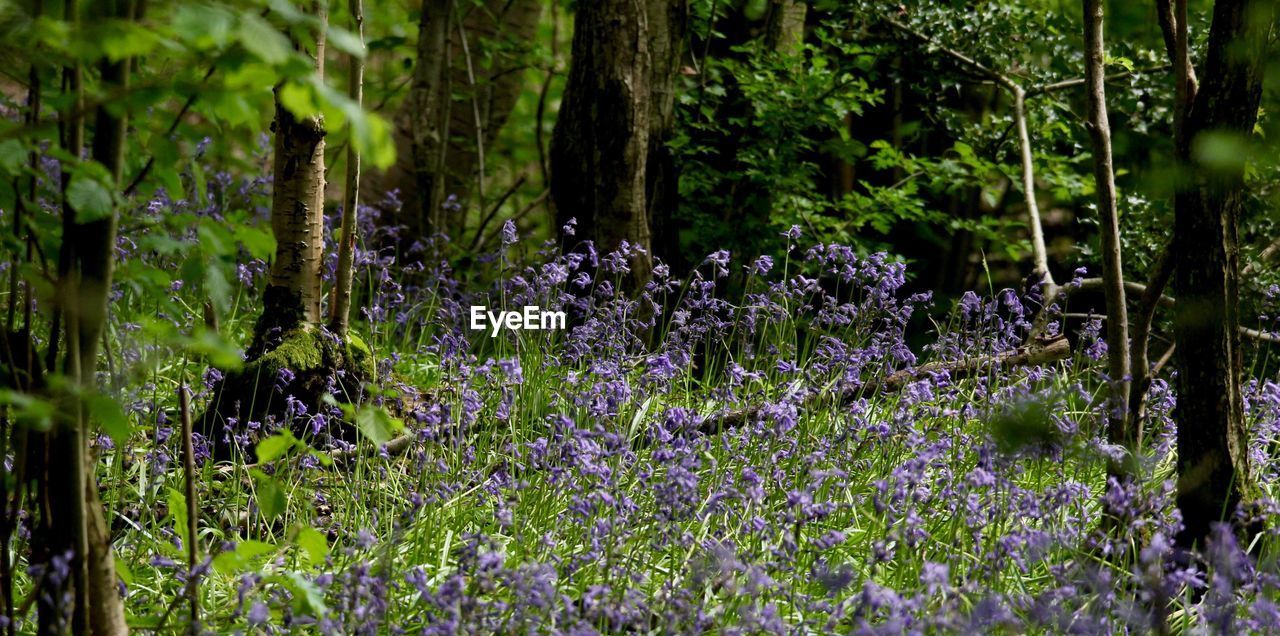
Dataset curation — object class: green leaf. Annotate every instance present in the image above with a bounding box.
[173,3,236,49]
[204,261,233,314]
[233,224,276,260]
[0,140,24,174]
[99,22,161,61]
[167,488,189,546]
[238,13,292,66]
[67,175,115,222]
[326,26,365,58]
[183,328,244,371]
[283,572,327,617]
[256,431,298,464]
[115,559,134,586]
[294,526,328,567]
[86,393,130,446]
[354,405,403,446]
[0,390,55,431]
[251,469,288,522]
[212,540,276,575]
[279,81,319,120]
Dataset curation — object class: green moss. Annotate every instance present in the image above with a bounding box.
[198,326,381,460]
[345,331,376,380]
[256,328,326,376]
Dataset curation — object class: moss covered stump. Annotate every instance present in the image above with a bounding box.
[199,327,377,461]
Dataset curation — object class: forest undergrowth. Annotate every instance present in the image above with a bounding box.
[25,173,1280,634]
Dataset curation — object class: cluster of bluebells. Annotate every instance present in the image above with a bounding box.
[169,226,1276,633]
[30,187,1280,634]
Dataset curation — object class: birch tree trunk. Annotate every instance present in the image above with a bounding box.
[253,3,328,355]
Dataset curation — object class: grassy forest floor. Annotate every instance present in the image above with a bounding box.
[51,187,1280,634]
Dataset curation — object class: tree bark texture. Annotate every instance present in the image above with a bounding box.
[1082,0,1131,450]
[1172,0,1272,547]
[256,5,328,353]
[551,0,654,289]
[763,0,807,54]
[382,0,543,241]
[39,0,137,632]
[645,0,687,269]
[331,0,365,336]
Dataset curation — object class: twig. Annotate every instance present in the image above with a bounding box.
[473,189,548,253]
[469,174,527,252]
[1069,276,1277,344]
[1074,277,1174,307]
[1028,64,1170,95]
[1243,235,1280,276]
[329,0,365,335]
[1129,245,1174,435]
[534,0,558,191]
[178,382,200,633]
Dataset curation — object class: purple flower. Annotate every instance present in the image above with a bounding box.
[501,219,518,246]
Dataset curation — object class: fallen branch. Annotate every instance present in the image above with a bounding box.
[697,335,1071,436]
[1243,235,1280,276]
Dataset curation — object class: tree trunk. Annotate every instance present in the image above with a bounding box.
[551,0,654,289]
[331,0,365,336]
[645,0,687,269]
[406,0,452,238]
[1081,0,1131,451]
[1172,0,1272,547]
[39,0,137,632]
[381,0,543,243]
[252,5,328,355]
[763,0,807,53]
[1133,0,1197,436]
